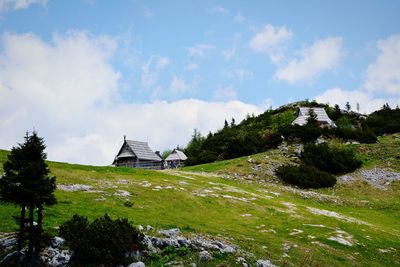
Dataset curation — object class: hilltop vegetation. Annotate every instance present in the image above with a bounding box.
[184,101,400,166]
[1,132,400,266]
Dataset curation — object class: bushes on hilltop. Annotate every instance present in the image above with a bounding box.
[366,105,400,136]
[276,142,361,188]
[301,143,362,174]
[60,214,144,265]
[275,164,336,189]
[183,102,400,167]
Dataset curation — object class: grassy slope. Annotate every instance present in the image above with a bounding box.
[0,135,399,266]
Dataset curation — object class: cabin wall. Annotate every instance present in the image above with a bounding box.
[116,157,161,170]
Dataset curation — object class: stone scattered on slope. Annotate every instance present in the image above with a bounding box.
[40,247,72,267]
[360,168,400,189]
[199,250,212,261]
[158,228,181,237]
[307,207,370,225]
[51,237,65,248]
[256,259,277,267]
[236,257,248,267]
[0,233,16,251]
[327,230,355,246]
[127,261,145,267]
[114,189,131,197]
[57,184,93,192]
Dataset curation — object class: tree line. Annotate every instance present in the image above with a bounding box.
[184,102,400,166]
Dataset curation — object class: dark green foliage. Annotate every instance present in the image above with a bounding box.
[345,102,351,112]
[260,129,283,149]
[279,124,321,144]
[357,128,378,144]
[301,143,362,174]
[184,129,205,166]
[59,214,144,265]
[124,200,134,207]
[0,131,56,264]
[183,101,397,166]
[275,164,336,188]
[366,107,400,136]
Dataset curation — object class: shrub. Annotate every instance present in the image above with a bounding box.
[59,214,144,265]
[301,143,362,174]
[279,124,321,144]
[357,129,377,144]
[275,164,336,188]
[261,129,283,148]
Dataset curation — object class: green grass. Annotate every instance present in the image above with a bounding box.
[0,135,400,266]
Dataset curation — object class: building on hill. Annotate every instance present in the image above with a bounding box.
[292,107,336,128]
[165,149,187,168]
[113,136,162,169]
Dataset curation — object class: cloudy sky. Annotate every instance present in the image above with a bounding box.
[0,0,399,165]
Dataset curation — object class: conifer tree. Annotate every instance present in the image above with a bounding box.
[0,131,57,266]
[306,108,318,126]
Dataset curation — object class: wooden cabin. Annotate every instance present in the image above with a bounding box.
[113,137,162,170]
[292,107,336,128]
[165,149,187,168]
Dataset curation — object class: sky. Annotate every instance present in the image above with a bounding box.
[0,0,399,165]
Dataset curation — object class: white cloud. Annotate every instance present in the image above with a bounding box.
[249,24,293,54]
[221,47,236,61]
[0,32,263,165]
[234,12,245,23]
[140,55,170,89]
[364,34,400,95]
[143,6,154,17]
[185,63,198,70]
[315,87,400,114]
[213,86,237,101]
[227,68,253,82]
[209,5,229,15]
[275,37,343,83]
[169,76,191,94]
[0,0,47,12]
[187,44,215,57]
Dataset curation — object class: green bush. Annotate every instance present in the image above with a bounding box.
[59,214,144,265]
[275,164,336,188]
[261,129,283,148]
[301,143,362,174]
[279,124,321,144]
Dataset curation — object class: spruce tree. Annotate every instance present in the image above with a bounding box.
[0,131,57,266]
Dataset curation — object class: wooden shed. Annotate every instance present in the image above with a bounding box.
[113,137,162,169]
[165,149,187,168]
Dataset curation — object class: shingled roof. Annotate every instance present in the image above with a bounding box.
[165,149,187,161]
[117,140,162,161]
[292,107,336,127]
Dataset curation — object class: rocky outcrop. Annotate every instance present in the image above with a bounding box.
[145,228,237,254]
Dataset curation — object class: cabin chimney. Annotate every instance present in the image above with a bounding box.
[123,135,126,141]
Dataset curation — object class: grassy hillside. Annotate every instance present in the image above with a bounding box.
[0,135,400,266]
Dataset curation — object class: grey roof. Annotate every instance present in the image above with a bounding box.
[292,107,336,127]
[165,149,187,161]
[118,140,161,161]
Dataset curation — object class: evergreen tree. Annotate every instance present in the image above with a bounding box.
[0,131,57,266]
[306,108,318,126]
[382,103,391,110]
[230,118,236,127]
[345,101,351,112]
[224,119,229,128]
[332,104,342,120]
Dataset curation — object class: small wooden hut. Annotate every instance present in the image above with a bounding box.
[113,136,162,169]
[165,149,187,168]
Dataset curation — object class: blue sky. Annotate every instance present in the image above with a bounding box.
[0,0,399,164]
